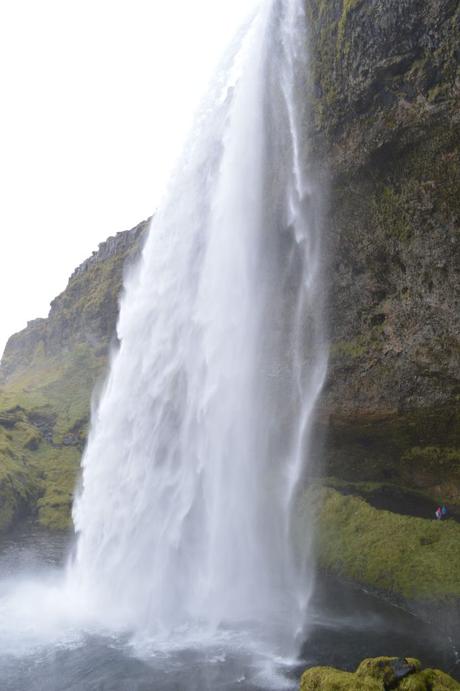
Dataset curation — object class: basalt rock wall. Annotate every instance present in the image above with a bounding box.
[305,0,460,505]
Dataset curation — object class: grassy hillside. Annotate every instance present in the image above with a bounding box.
[0,222,147,530]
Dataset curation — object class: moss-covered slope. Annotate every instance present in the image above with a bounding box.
[302,484,460,632]
[308,486,460,600]
[0,221,147,530]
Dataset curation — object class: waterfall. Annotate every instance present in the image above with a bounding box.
[70,0,327,655]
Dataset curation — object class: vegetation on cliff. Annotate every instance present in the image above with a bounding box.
[0,222,147,530]
[306,485,460,600]
[305,0,460,506]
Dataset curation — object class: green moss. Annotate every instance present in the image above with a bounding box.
[0,402,82,530]
[300,666,381,690]
[372,185,412,242]
[300,658,460,690]
[0,457,35,530]
[0,435,39,531]
[0,344,105,445]
[399,669,460,690]
[337,0,361,47]
[23,430,41,450]
[330,338,367,360]
[402,447,460,472]
[0,226,145,533]
[308,486,460,599]
[33,446,81,530]
[0,350,94,531]
[356,658,421,686]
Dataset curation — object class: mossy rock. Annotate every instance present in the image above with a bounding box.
[300,657,460,690]
[356,658,420,687]
[399,668,460,690]
[0,313,114,533]
[300,666,382,690]
[305,486,460,599]
[0,373,84,532]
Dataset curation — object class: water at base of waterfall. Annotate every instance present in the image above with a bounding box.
[0,528,458,691]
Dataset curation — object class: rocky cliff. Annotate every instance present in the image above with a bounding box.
[1,222,148,380]
[0,220,147,529]
[305,0,460,507]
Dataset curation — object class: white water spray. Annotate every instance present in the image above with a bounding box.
[70,0,327,654]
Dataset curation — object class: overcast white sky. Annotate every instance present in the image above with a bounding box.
[0,0,259,357]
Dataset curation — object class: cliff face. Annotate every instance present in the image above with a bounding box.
[0,2,458,532]
[1,222,148,381]
[305,0,460,505]
[0,221,147,529]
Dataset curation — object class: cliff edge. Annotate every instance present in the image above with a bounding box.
[0,220,147,529]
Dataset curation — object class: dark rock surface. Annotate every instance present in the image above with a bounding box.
[305,0,460,505]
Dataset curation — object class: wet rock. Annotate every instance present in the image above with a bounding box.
[300,656,460,690]
[356,657,420,686]
[303,0,460,507]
